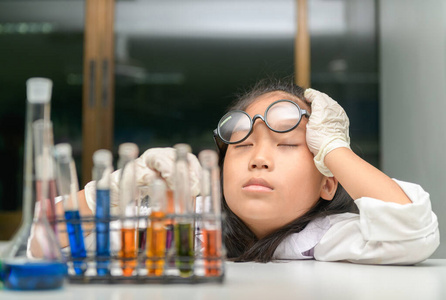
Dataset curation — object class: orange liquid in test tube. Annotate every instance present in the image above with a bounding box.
[202,229,222,276]
[146,211,166,276]
[119,227,137,276]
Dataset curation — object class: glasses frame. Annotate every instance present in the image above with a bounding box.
[213,99,310,155]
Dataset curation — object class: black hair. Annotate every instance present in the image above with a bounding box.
[217,77,358,262]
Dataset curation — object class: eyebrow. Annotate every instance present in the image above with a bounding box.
[295,98,311,112]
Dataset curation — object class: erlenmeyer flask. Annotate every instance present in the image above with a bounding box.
[0,79,66,290]
[2,121,66,290]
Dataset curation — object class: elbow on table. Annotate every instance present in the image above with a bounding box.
[402,228,440,265]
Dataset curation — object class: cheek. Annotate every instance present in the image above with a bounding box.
[222,160,235,203]
[279,149,323,193]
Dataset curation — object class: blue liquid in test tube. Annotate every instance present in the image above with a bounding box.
[65,210,87,275]
[55,143,87,276]
[96,189,110,275]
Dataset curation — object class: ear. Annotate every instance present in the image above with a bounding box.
[320,176,338,201]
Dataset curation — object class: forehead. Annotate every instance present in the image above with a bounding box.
[245,91,307,115]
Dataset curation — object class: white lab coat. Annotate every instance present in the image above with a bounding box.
[273,179,439,265]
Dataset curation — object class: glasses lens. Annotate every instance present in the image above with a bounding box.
[266,101,301,132]
[218,111,251,143]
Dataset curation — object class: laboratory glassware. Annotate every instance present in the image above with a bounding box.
[93,149,113,276]
[33,119,58,232]
[1,84,66,290]
[199,150,223,276]
[173,143,194,277]
[137,186,150,254]
[25,78,58,232]
[146,179,167,276]
[55,143,87,275]
[117,143,139,276]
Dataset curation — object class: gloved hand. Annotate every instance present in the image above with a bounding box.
[304,88,351,177]
[84,147,202,214]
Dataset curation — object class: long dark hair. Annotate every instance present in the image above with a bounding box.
[218,77,358,262]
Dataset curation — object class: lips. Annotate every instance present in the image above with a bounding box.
[242,178,274,191]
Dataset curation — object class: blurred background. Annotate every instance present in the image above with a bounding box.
[0,0,444,257]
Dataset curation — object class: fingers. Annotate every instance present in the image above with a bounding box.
[143,148,176,174]
[139,147,202,197]
[187,152,202,197]
[84,180,97,214]
[304,88,318,102]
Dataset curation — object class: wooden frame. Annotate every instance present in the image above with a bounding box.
[82,0,115,184]
[295,0,310,88]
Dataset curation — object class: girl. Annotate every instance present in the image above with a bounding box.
[78,78,439,265]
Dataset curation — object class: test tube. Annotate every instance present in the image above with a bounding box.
[164,189,175,264]
[33,119,58,233]
[93,149,113,276]
[55,143,87,275]
[137,186,150,254]
[117,143,139,276]
[199,150,223,276]
[173,144,194,277]
[146,179,167,276]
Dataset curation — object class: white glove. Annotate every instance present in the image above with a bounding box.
[305,88,351,177]
[85,147,202,214]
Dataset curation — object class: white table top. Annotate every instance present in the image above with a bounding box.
[1,242,446,300]
[2,259,446,300]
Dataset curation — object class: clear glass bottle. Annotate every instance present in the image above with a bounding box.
[55,143,87,275]
[117,143,139,276]
[173,143,194,277]
[93,149,113,276]
[198,150,223,277]
[1,78,66,290]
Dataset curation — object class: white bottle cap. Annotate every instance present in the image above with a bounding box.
[198,149,218,168]
[93,149,113,166]
[54,143,72,163]
[118,143,139,159]
[26,77,53,104]
[174,143,191,159]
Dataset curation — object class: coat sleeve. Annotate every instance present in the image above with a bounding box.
[313,179,440,265]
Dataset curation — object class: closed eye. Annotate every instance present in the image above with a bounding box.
[278,144,298,148]
[234,143,253,148]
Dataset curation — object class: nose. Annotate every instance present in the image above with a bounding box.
[248,142,274,171]
[249,156,270,170]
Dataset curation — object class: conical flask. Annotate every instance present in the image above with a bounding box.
[0,78,66,290]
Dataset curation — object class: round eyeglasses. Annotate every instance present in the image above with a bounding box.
[213,99,310,152]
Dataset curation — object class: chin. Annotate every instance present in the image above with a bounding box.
[234,201,278,219]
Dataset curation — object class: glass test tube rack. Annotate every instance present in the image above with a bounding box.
[58,213,225,284]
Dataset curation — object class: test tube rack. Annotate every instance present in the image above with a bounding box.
[58,213,225,284]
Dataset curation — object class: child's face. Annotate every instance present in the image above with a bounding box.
[223,91,328,238]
